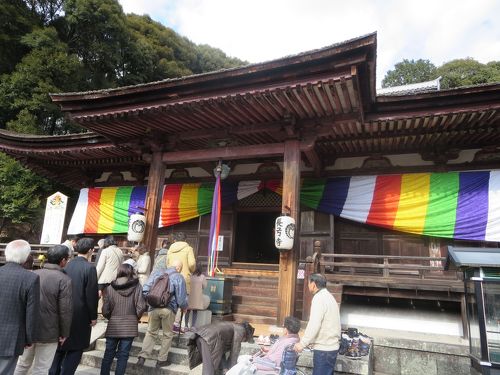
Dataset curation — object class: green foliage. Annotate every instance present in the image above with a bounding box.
[62,0,130,89]
[23,0,64,25]
[382,59,437,88]
[436,58,500,89]
[0,27,84,134]
[125,14,245,83]
[0,0,36,74]
[383,58,500,89]
[0,153,51,235]
[195,44,245,73]
[0,0,246,239]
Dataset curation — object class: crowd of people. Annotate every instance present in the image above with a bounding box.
[0,232,342,375]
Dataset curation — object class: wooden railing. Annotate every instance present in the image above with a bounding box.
[321,253,460,280]
[302,243,464,320]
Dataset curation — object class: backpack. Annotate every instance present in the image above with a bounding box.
[146,272,172,308]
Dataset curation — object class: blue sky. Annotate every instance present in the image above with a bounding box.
[118,0,500,88]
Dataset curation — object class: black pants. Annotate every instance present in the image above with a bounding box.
[48,349,83,375]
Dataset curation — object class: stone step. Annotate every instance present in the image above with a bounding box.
[80,350,203,375]
[95,338,189,365]
[136,331,192,349]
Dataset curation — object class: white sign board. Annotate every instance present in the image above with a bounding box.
[217,235,224,251]
[40,192,68,244]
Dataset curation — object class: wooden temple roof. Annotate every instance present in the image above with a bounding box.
[1,32,500,187]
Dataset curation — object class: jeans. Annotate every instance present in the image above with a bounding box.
[100,337,133,375]
[312,349,338,375]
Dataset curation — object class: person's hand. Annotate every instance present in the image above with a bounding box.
[59,337,67,345]
[294,342,304,353]
[98,290,103,298]
[90,320,97,327]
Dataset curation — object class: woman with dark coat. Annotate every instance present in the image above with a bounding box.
[100,263,147,375]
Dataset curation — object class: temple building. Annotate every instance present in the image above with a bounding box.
[1,32,500,332]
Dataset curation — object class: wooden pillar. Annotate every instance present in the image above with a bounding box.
[277,140,301,325]
[143,151,166,264]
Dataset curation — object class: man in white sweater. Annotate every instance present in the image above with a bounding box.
[294,273,340,375]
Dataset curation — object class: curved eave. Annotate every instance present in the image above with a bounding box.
[50,33,377,113]
[0,130,145,188]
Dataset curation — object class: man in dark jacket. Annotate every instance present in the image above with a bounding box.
[0,240,40,375]
[15,244,72,375]
[137,259,188,368]
[187,321,255,375]
[49,238,98,375]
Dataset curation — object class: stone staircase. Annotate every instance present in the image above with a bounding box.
[78,323,374,375]
[80,325,200,374]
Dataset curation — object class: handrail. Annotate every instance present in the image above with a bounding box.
[322,253,446,261]
[311,249,460,281]
[0,243,52,248]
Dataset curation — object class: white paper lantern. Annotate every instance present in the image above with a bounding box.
[128,213,146,242]
[275,215,295,250]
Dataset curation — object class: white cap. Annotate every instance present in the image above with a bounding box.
[123,258,137,271]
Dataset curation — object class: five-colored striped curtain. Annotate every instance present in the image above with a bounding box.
[67,171,500,242]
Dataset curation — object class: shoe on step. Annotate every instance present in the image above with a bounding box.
[136,356,145,366]
[156,359,172,367]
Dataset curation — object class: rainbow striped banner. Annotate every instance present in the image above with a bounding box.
[67,172,500,242]
[68,186,147,235]
[67,181,262,235]
[301,171,500,241]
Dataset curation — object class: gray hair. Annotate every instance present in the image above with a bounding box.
[309,273,327,289]
[5,239,31,264]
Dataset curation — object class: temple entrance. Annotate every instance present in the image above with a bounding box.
[234,211,279,264]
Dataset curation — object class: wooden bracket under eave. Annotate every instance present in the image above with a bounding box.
[351,65,365,125]
[303,147,323,177]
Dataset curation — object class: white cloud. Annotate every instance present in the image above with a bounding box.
[119,0,500,87]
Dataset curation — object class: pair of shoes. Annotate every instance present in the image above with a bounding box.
[156,360,172,367]
[136,356,145,366]
[172,324,181,333]
[256,335,271,346]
